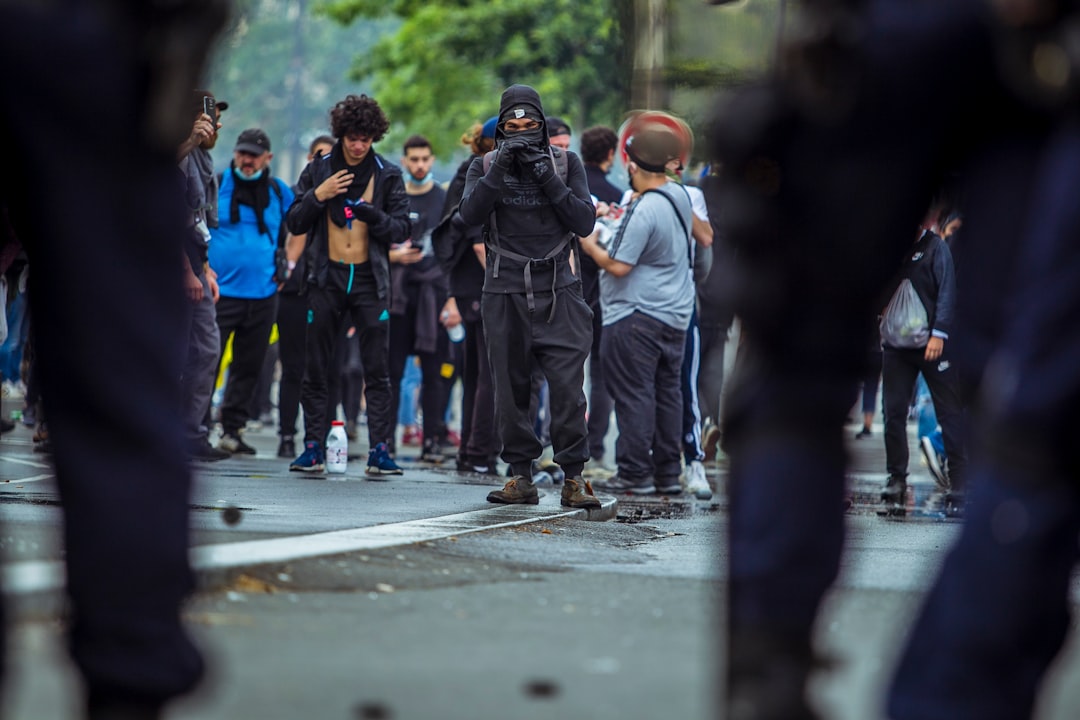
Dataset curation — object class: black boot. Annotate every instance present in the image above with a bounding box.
[277,435,295,459]
[728,628,823,720]
[877,474,907,517]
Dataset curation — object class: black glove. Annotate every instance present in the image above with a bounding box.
[351,201,383,225]
[493,136,530,170]
[518,146,555,182]
[273,248,290,283]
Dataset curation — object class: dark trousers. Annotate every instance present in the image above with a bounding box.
[276,291,307,438]
[457,297,497,463]
[602,312,686,486]
[680,307,705,464]
[301,264,393,448]
[482,286,591,479]
[859,348,882,415]
[214,294,278,436]
[1,1,216,706]
[881,345,967,490]
[340,330,364,424]
[697,321,729,428]
[388,304,450,446]
[182,274,220,443]
[586,291,613,459]
[250,339,277,420]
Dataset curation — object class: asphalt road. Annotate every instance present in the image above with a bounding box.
[0,413,1078,719]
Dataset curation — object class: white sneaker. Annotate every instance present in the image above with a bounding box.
[920,436,949,491]
[683,460,713,500]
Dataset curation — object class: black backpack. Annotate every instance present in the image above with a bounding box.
[480,146,577,321]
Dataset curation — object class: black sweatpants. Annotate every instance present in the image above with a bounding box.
[458,296,497,463]
[300,262,393,449]
[482,285,592,479]
[585,275,613,460]
[214,294,277,436]
[276,291,307,438]
[388,303,451,448]
[882,345,967,490]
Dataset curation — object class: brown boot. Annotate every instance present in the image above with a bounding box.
[487,477,539,505]
[561,476,601,509]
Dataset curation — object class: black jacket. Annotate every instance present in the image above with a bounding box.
[886,229,957,344]
[459,85,595,295]
[584,164,622,205]
[434,156,486,301]
[286,149,410,301]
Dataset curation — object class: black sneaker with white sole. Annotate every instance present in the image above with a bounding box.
[592,473,656,496]
[190,439,230,462]
[218,433,256,455]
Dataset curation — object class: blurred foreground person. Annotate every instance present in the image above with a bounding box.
[0,1,227,718]
[710,0,1080,718]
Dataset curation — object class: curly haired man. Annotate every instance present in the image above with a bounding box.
[285,95,411,476]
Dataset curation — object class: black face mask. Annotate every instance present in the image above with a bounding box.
[504,126,546,150]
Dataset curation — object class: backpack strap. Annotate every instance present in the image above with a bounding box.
[270,178,287,249]
[217,171,289,248]
[638,187,693,265]
[480,146,574,322]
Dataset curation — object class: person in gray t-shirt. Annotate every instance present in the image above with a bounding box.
[579,125,695,494]
[599,184,695,330]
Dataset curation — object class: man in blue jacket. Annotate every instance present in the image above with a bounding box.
[209,128,293,456]
[286,95,411,476]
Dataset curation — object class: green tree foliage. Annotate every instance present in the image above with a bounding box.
[204,0,397,180]
[667,0,784,156]
[316,0,630,159]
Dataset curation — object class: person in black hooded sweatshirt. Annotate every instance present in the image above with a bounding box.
[459,84,600,508]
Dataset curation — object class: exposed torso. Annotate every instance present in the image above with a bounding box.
[327,176,374,264]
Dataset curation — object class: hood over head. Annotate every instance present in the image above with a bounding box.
[496,85,546,147]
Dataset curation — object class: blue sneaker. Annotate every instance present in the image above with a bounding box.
[366,442,403,477]
[289,441,324,472]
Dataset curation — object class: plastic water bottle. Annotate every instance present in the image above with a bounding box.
[441,310,465,343]
[326,421,348,477]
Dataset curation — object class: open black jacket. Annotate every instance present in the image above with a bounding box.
[286,149,411,301]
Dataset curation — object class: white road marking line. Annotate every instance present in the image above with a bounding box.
[0,494,616,596]
[0,456,50,469]
[190,495,595,570]
[0,474,54,486]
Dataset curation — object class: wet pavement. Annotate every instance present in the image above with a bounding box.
[0,402,1078,718]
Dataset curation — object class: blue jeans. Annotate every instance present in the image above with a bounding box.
[915,374,945,456]
[0,289,29,382]
[398,356,421,426]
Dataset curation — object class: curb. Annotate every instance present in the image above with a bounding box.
[1,492,617,615]
[191,491,618,590]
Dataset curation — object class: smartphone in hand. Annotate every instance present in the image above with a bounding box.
[202,96,216,125]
